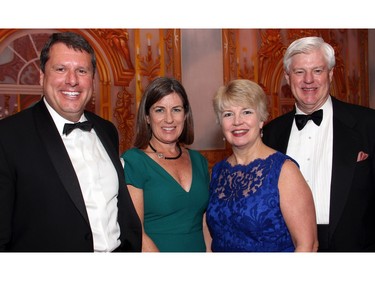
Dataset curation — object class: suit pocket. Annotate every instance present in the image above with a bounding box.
[353,157,372,190]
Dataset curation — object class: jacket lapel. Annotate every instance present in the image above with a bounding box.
[267,110,295,154]
[84,112,123,184]
[278,111,295,153]
[329,97,360,235]
[33,101,90,225]
[84,112,130,243]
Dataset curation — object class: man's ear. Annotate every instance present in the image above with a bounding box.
[284,70,290,85]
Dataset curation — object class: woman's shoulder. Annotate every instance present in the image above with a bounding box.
[121,148,151,176]
[211,158,228,171]
[187,148,207,159]
[122,147,145,160]
[270,151,300,170]
[187,148,209,167]
[187,148,202,156]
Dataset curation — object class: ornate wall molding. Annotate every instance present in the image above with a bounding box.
[89,29,135,86]
[0,28,369,165]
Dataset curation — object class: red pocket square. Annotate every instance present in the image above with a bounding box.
[357,151,369,162]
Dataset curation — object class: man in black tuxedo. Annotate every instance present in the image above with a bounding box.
[263,36,375,252]
[0,32,142,252]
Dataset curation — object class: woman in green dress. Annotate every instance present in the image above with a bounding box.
[121,77,211,252]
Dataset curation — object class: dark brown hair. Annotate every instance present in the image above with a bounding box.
[134,77,194,148]
[40,32,96,77]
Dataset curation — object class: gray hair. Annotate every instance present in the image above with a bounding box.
[283,36,335,74]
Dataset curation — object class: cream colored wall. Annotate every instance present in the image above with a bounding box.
[181,29,225,151]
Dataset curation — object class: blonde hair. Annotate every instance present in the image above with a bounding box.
[213,79,269,123]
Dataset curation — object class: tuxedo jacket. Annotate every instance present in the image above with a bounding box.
[263,96,375,251]
[0,99,142,252]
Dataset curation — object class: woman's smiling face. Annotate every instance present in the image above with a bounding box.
[147,92,186,144]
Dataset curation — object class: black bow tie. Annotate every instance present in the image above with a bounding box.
[63,121,93,136]
[294,109,323,130]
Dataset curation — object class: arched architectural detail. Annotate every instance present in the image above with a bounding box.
[0,28,370,165]
[88,29,135,86]
[0,29,55,117]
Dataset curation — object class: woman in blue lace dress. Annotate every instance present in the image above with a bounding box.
[206,79,318,252]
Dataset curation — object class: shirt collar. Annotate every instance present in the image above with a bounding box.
[295,95,332,115]
[43,97,87,136]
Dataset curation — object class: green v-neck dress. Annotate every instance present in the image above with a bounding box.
[122,148,210,252]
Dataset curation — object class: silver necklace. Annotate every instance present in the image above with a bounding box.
[148,142,182,160]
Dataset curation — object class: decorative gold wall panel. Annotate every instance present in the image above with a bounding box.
[0,29,369,170]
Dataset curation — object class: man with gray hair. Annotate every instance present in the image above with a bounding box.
[263,36,375,252]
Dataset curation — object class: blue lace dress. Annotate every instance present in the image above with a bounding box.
[206,151,296,252]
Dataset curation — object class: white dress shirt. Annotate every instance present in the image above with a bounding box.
[286,96,333,224]
[44,98,121,252]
